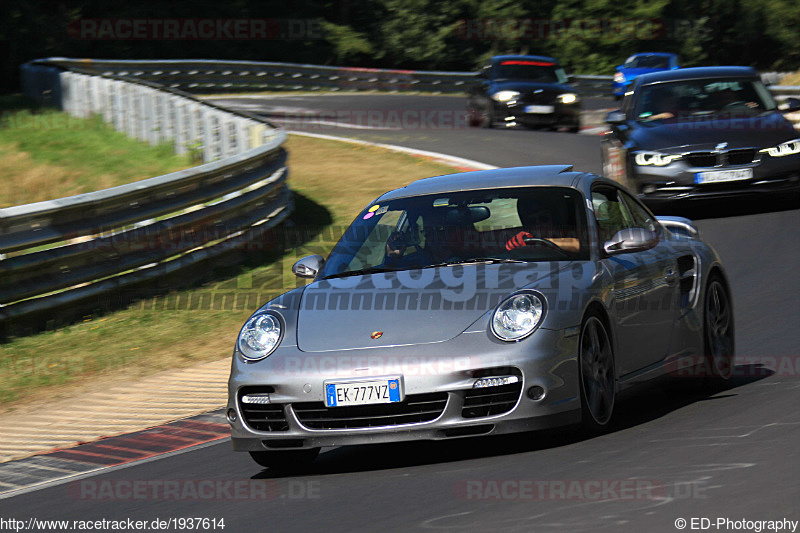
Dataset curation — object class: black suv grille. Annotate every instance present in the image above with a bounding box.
[293,392,448,430]
[462,382,523,418]
[519,92,556,105]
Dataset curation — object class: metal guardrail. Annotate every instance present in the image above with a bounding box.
[28,59,800,101]
[2,60,293,334]
[32,58,618,97]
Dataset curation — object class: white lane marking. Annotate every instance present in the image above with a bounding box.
[276,119,400,131]
[647,421,800,442]
[580,126,609,135]
[286,131,498,171]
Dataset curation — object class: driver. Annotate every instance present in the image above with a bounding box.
[717,88,758,110]
[645,89,681,121]
[505,196,580,253]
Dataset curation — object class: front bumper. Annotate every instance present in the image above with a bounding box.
[612,81,631,97]
[631,155,800,203]
[228,328,581,450]
[492,101,581,128]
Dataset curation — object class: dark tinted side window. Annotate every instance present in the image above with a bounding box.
[618,190,658,232]
[591,188,633,242]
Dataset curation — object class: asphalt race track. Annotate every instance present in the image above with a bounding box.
[2,94,798,532]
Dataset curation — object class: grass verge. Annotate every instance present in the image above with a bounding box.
[0,133,457,409]
[0,95,195,207]
[779,71,800,86]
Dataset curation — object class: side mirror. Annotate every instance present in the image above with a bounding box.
[656,216,699,238]
[292,255,325,279]
[603,228,658,255]
[780,97,800,113]
[606,110,627,125]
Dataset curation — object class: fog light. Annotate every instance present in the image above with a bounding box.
[527,385,546,401]
[473,375,519,388]
[242,393,271,404]
[642,184,657,195]
[226,408,237,423]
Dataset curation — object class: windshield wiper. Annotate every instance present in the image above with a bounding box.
[422,258,531,269]
[321,266,403,280]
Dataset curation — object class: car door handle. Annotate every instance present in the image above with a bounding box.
[664,268,678,285]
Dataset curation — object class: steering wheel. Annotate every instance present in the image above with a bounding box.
[721,100,746,110]
[522,236,567,254]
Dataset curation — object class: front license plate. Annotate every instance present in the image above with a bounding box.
[524,105,554,114]
[325,377,402,407]
[694,168,753,184]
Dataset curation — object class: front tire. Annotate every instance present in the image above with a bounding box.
[249,448,320,472]
[578,312,616,433]
[478,102,494,128]
[703,275,735,386]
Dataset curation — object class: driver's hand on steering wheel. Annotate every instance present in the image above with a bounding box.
[505,231,533,251]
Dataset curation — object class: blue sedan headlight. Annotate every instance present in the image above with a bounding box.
[491,293,545,341]
[238,314,282,361]
[634,151,682,166]
[760,138,800,157]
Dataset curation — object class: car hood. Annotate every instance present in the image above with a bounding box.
[296,262,573,352]
[629,112,797,151]
[490,80,573,96]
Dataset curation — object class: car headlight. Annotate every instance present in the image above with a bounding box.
[760,138,800,157]
[613,72,625,83]
[558,93,579,104]
[491,293,545,341]
[634,151,682,166]
[492,90,520,103]
[238,313,282,361]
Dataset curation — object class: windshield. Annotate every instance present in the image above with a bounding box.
[624,55,671,69]
[493,61,567,84]
[318,187,589,280]
[636,78,777,121]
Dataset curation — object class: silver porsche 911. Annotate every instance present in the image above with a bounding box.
[227,165,734,469]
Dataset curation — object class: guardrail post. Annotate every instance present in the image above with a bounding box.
[150,90,162,146]
[219,114,231,158]
[202,107,214,162]
[136,86,148,143]
[174,99,188,155]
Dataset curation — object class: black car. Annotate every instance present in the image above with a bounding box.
[601,66,800,206]
[467,55,581,132]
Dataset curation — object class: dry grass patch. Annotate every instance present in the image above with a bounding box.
[0,111,194,207]
[779,71,800,86]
